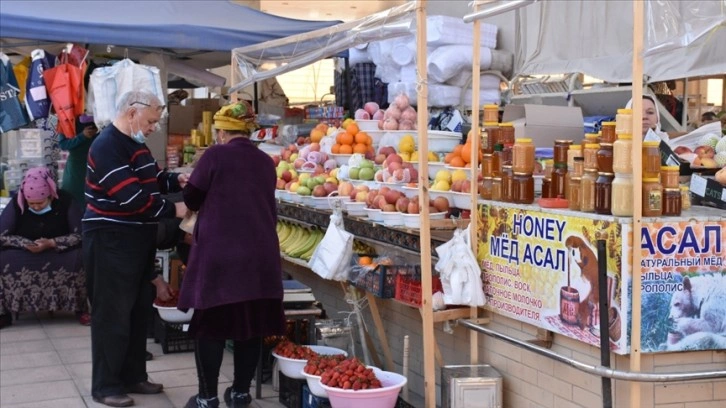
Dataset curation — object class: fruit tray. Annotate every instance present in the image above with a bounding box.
[352,264,419,299]
[394,273,443,308]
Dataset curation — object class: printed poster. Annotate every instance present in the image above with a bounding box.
[477,204,629,354]
[634,221,726,353]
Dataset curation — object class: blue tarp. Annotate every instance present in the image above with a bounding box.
[0,0,340,52]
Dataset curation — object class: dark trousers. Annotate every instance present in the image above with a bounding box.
[84,226,156,398]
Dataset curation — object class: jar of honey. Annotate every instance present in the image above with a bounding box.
[491,177,502,201]
[660,166,680,189]
[501,165,514,203]
[580,169,598,213]
[612,134,633,174]
[551,163,568,199]
[567,144,583,170]
[513,173,535,204]
[482,122,499,153]
[492,144,504,177]
[611,173,634,216]
[480,177,493,200]
[481,153,494,178]
[615,108,633,135]
[566,157,584,200]
[583,143,600,170]
[554,140,573,164]
[643,141,661,179]
[483,104,499,123]
[662,188,681,216]
[680,185,691,211]
[643,178,663,217]
[542,159,554,199]
[594,172,614,215]
[596,143,614,173]
[583,133,599,145]
[600,122,617,144]
[512,138,535,174]
[568,175,582,211]
[499,122,515,145]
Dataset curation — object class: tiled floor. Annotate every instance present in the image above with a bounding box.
[0,312,286,408]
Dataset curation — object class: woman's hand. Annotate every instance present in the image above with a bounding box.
[152,276,174,301]
[82,125,98,138]
[26,238,56,253]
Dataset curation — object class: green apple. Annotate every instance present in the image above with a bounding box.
[359,167,375,181]
[298,173,311,185]
[289,153,299,162]
[349,167,360,180]
[297,186,312,196]
[277,161,290,171]
[360,160,374,169]
[314,175,326,185]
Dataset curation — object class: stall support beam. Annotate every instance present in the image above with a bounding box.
[630,0,645,406]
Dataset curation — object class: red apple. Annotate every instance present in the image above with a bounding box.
[271,155,281,166]
[312,185,327,197]
[451,179,463,192]
[276,178,286,190]
[432,197,450,213]
[407,200,420,214]
[378,146,396,156]
[355,191,369,203]
[296,136,306,145]
[694,145,715,159]
[374,154,386,165]
[674,146,693,155]
[338,181,354,197]
[374,195,388,210]
[384,189,401,205]
[461,181,471,193]
[396,197,410,213]
[281,170,293,183]
[323,182,337,195]
[382,203,397,212]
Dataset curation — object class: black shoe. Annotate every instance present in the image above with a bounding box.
[92,394,134,407]
[184,395,220,408]
[145,351,153,361]
[223,387,252,407]
[124,380,163,394]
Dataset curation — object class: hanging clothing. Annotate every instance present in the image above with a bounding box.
[335,62,388,112]
[0,53,29,133]
[12,56,31,104]
[25,49,54,121]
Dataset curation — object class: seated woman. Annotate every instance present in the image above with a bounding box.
[0,167,87,328]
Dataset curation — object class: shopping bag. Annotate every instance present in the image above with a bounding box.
[57,44,88,116]
[44,49,84,138]
[434,225,486,307]
[309,212,354,281]
[12,56,31,103]
[0,53,29,133]
[25,49,54,121]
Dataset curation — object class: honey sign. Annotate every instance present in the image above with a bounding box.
[477,203,628,354]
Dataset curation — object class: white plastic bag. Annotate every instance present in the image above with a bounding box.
[309,211,354,281]
[434,225,486,307]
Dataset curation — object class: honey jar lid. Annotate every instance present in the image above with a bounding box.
[617,108,633,114]
[516,138,533,143]
[555,139,573,144]
[660,165,680,171]
[617,134,633,139]
[680,185,690,190]
[483,121,499,126]
[484,104,499,108]
[643,141,661,147]
[500,122,514,127]
[585,143,601,149]
[643,178,660,183]
[584,133,599,139]
[601,121,616,126]
[663,188,681,192]
[569,144,582,150]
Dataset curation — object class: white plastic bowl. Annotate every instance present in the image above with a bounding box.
[444,165,473,179]
[401,185,419,198]
[365,208,383,222]
[344,201,368,216]
[320,370,407,408]
[299,195,314,206]
[279,190,291,202]
[380,211,403,227]
[355,119,379,131]
[153,304,194,324]
[301,370,328,398]
[289,192,302,203]
[366,130,387,147]
[272,345,347,380]
[329,153,353,167]
[427,162,446,180]
[401,211,447,229]
[428,190,453,204]
[451,191,473,210]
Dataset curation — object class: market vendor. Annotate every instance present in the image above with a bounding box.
[627,94,688,139]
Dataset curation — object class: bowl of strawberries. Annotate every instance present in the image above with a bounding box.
[271,340,347,380]
[152,291,194,323]
[300,354,349,398]
[319,357,407,408]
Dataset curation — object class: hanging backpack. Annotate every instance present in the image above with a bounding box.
[0,53,29,133]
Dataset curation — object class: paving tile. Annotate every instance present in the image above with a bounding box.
[51,335,91,351]
[148,367,229,389]
[0,351,62,371]
[1,396,85,408]
[0,365,70,386]
[43,324,91,339]
[164,382,231,408]
[147,351,198,372]
[0,339,53,356]
[58,348,93,364]
[65,362,93,379]
[0,328,47,344]
[0,380,77,405]
[83,394,175,408]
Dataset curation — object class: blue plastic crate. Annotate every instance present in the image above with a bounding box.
[301,385,331,408]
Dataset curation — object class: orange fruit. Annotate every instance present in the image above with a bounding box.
[316,123,329,133]
[346,123,359,136]
[450,156,466,168]
[359,256,373,266]
[452,144,464,156]
[331,144,341,154]
[444,152,455,164]
[338,132,354,146]
[460,143,472,164]
[355,131,369,145]
[310,128,325,143]
[353,143,368,154]
[339,144,353,154]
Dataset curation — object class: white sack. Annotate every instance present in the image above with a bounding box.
[435,226,486,307]
[418,15,498,49]
[463,89,502,107]
[446,72,503,89]
[349,47,372,65]
[428,46,493,84]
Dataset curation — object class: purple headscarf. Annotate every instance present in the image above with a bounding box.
[17,167,58,213]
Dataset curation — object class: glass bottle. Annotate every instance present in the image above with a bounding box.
[481,153,494,178]
[512,138,536,174]
[499,122,515,145]
[551,163,568,199]
[501,165,514,203]
[611,173,634,216]
[643,141,662,179]
[680,185,691,211]
[567,144,583,170]
[596,143,614,173]
[615,108,633,135]
[594,172,614,215]
[583,143,600,171]
[483,105,499,123]
[583,133,599,145]
[568,175,582,211]
[662,188,682,216]
[600,122,617,144]
[554,140,573,165]
[492,144,504,177]
[612,134,633,174]
[513,173,535,204]
[480,177,493,200]
[482,122,499,154]
[642,178,663,217]
[566,157,584,200]
[491,177,502,201]
[580,169,598,213]
[542,159,554,199]
[660,166,680,189]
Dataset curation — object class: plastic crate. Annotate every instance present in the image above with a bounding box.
[154,316,195,354]
[394,273,443,308]
[396,397,418,408]
[278,371,306,408]
[302,384,332,408]
[354,264,419,298]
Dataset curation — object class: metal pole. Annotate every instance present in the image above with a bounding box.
[597,240,612,408]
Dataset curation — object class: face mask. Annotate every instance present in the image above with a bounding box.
[130,117,147,144]
[29,204,52,215]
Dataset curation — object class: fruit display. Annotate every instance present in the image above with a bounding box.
[153,289,179,307]
[319,357,383,390]
[672,132,726,169]
[354,102,384,121]
[273,340,319,360]
[303,354,348,376]
[277,221,324,261]
[331,121,375,159]
[378,94,418,131]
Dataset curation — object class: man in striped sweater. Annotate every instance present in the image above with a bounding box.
[83,90,188,407]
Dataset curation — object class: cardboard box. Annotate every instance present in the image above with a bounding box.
[168,105,196,135]
[502,104,585,148]
[689,173,726,210]
[186,98,222,124]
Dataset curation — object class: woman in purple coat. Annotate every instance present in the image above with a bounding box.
[179,101,285,408]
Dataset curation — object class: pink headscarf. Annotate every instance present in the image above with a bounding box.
[17,167,58,213]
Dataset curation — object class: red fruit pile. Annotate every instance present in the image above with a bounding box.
[304,354,347,376]
[153,290,178,307]
[273,340,318,360]
[320,358,383,390]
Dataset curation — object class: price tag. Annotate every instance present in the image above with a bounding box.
[722,188,726,202]
[689,175,707,197]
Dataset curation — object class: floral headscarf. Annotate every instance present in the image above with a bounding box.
[17,167,58,213]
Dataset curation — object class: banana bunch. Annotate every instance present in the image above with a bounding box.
[277,222,325,261]
[353,239,377,256]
